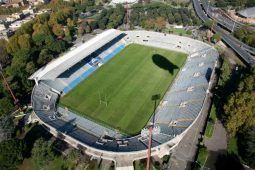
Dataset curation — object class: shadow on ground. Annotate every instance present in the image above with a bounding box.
[215,152,244,170]
[152,54,179,74]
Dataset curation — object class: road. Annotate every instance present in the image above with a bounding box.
[200,0,255,55]
[192,0,255,67]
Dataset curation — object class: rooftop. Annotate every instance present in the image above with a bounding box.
[237,7,255,18]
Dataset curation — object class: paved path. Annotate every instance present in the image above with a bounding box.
[204,120,228,170]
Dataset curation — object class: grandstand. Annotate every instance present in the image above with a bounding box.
[30,29,219,168]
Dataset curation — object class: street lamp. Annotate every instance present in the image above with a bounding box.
[0,63,19,105]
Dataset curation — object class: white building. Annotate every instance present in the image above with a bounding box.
[0,24,6,31]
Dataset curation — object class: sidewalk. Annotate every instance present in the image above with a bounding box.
[204,120,227,170]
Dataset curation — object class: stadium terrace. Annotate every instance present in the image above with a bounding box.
[30,29,219,166]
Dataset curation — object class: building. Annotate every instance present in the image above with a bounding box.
[29,29,219,169]
[0,24,6,31]
[237,7,255,18]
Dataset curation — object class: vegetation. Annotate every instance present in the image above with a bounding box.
[166,27,192,36]
[223,69,255,136]
[212,55,255,168]
[212,33,221,43]
[96,5,125,30]
[0,138,25,170]
[194,146,208,170]
[0,0,126,116]
[31,138,54,169]
[0,6,26,15]
[234,26,255,48]
[214,0,255,8]
[205,104,217,138]
[130,2,201,30]
[134,159,159,170]
[204,19,214,29]
[60,44,187,135]
[227,136,238,155]
[0,115,15,142]
[240,127,255,168]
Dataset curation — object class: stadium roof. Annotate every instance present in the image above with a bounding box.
[29,29,121,82]
[237,7,255,18]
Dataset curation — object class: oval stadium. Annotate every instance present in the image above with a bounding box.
[29,29,219,169]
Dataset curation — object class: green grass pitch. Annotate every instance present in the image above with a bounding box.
[60,44,187,135]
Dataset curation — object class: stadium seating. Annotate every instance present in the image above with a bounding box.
[31,30,219,153]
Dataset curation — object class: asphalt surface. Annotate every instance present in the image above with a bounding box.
[204,120,227,170]
[200,0,255,55]
[192,0,255,67]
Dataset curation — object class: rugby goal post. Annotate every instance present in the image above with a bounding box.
[98,91,108,107]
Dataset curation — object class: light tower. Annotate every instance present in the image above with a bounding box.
[146,94,160,170]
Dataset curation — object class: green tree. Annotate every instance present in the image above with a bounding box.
[224,71,255,136]
[32,138,54,170]
[212,33,221,43]
[6,35,20,54]
[0,115,14,141]
[64,27,72,42]
[243,127,255,168]
[204,20,214,29]
[37,49,54,66]
[0,138,24,169]
[0,39,10,67]
[0,98,14,117]
[18,34,32,49]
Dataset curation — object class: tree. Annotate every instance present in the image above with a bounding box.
[52,24,64,37]
[32,138,54,169]
[37,49,54,66]
[64,27,72,42]
[77,26,84,37]
[8,49,30,77]
[0,115,14,141]
[204,20,214,29]
[0,39,10,67]
[174,13,182,25]
[242,127,255,168]
[0,138,25,169]
[224,71,255,136]
[18,34,32,49]
[65,149,79,168]
[6,35,20,54]
[212,33,221,43]
[25,62,36,75]
[154,17,166,32]
[143,19,154,30]
[0,98,14,117]
[98,17,108,30]
[67,18,75,29]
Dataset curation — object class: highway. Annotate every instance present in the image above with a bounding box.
[192,0,255,66]
[199,0,255,55]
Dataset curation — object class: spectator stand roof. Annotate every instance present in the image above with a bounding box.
[29,29,122,83]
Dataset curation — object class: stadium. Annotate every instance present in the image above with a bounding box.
[29,29,219,168]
